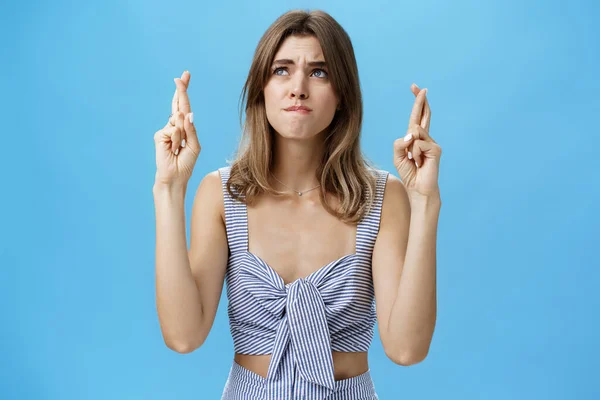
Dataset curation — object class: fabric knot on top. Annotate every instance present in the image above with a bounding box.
[237,255,337,399]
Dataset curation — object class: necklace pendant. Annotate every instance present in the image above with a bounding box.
[298,192,302,196]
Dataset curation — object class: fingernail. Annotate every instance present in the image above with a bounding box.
[415,160,419,168]
[408,151,413,160]
[423,88,428,95]
[181,139,186,148]
[175,148,179,156]
[189,112,194,124]
[404,133,413,142]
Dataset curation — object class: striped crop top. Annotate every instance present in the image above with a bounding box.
[218,166,389,400]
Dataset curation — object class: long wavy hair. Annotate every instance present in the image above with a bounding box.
[227,9,379,223]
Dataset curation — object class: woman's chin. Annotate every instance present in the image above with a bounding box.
[274,129,318,140]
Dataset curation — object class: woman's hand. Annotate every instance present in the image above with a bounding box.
[393,84,442,199]
[154,71,201,187]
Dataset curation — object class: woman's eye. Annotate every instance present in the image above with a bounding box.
[312,69,328,78]
[273,67,328,78]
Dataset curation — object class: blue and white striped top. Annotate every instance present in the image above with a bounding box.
[218,166,389,400]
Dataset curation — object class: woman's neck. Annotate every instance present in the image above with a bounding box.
[270,135,324,190]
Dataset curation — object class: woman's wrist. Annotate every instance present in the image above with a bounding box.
[153,180,187,197]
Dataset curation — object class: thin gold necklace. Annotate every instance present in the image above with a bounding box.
[270,173,321,196]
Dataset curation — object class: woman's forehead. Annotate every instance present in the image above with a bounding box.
[274,35,324,61]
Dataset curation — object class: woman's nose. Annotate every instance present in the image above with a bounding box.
[291,91,307,99]
[290,75,308,99]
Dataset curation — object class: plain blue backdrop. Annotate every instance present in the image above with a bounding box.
[1,0,598,399]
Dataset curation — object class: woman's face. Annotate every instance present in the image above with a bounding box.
[263,35,340,140]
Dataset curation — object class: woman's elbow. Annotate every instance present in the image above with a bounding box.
[385,345,429,366]
[164,334,206,354]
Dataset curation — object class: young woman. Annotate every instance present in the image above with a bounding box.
[153,9,441,400]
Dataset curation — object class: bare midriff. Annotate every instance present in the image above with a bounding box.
[234,351,369,381]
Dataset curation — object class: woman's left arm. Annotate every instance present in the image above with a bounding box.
[372,85,442,366]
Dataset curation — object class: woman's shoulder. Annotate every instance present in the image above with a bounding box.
[364,166,392,185]
[217,164,232,177]
[362,167,406,210]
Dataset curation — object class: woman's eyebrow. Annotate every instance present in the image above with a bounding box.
[272,59,327,68]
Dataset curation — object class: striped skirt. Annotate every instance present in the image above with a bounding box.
[221,361,379,400]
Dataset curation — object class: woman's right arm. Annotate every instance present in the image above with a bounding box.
[153,71,228,353]
[154,170,229,354]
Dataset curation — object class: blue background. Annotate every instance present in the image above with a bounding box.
[2,0,598,398]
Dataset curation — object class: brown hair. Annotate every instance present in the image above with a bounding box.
[226,9,379,223]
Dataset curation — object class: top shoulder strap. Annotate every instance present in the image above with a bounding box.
[218,166,248,255]
[355,169,390,258]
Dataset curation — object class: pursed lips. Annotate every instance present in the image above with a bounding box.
[284,106,312,114]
